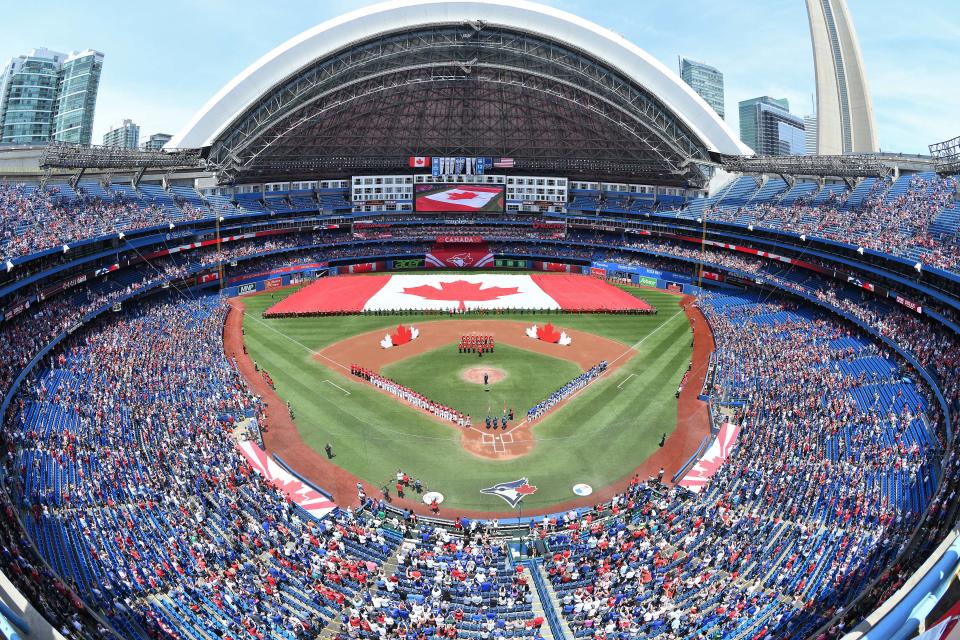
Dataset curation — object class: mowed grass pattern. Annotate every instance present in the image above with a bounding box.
[240,285,692,511]
[382,343,583,426]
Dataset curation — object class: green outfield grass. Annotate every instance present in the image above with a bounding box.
[382,343,583,427]
[240,284,692,512]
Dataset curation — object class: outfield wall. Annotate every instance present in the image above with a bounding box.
[220,255,734,298]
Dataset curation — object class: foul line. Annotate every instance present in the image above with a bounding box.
[504,307,689,435]
[610,307,688,365]
[323,380,351,395]
[242,310,349,371]
[617,373,637,389]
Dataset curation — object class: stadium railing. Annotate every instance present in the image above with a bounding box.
[670,434,710,484]
[840,530,960,640]
[520,558,569,640]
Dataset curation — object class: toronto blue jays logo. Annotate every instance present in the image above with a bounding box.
[480,478,538,508]
[448,252,475,268]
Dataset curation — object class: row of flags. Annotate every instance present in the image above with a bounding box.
[408,156,515,175]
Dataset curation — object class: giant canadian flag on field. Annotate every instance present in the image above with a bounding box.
[263,273,656,315]
[362,274,560,311]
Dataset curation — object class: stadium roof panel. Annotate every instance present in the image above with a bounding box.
[169,0,751,184]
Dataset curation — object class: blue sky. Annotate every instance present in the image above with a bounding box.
[3,0,957,154]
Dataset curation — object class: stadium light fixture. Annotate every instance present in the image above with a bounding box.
[169,222,175,230]
[63,244,70,253]
[915,262,922,272]
[857,247,865,255]
[800,234,806,241]
[748,224,754,231]
[118,231,125,240]
[5,260,12,272]
[696,217,702,224]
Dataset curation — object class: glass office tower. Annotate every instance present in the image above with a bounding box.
[739,96,805,155]
[52,50,104,144]
[0,48,64,144]
[0,48,103,145]
[678,58,725,120]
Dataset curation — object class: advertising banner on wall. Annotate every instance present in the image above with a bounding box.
[346,261,387,274]
[532,261,574,272]
[425,240,494,268]
[227,262,328,286]
[392,258,426,269]
[592,261,691,284]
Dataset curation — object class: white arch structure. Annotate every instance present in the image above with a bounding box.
[168,0,750,156]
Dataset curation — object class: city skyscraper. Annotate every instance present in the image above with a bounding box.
[806,0,877,153]
[103,118,140,149]
[739,96,806,156]
[678,57,725,119]
[0,48,63,144]
[140,132,172,151]
[0,47,103,145]
[53,49,104,144]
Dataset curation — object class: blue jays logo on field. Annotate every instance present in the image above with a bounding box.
[480,478,538,508]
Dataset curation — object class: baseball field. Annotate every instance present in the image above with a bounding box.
[234,281,698,513]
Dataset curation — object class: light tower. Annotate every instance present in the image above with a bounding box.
[805,0,878,154]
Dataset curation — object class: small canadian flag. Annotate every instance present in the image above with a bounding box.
[408,156,430,168]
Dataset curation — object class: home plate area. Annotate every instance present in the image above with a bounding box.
[264,273,655,315]
[481,431,514,453]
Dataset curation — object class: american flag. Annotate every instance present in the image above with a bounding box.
[493,157,515,168]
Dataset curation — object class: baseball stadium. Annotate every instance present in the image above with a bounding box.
[0,1,958,639]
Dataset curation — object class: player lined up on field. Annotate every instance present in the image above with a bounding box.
[351,364,471,427]
[527,360,608,421]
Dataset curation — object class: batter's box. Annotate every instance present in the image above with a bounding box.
[500,433,514,444]
[481,434,495,444]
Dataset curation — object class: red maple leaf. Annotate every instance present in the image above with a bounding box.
[516,483,538,495]
[403,280,520,310]
[446,191,479,200]
[538,323,561,343]
[391,324,412,345]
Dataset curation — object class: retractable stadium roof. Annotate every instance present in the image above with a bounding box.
[169,0,750,186]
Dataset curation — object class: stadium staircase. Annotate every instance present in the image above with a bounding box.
[518,559,568,640]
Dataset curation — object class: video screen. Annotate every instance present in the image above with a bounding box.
[414,183,505,213]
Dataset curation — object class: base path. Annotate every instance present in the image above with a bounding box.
[223,290,714,519]
[320,319,633,460]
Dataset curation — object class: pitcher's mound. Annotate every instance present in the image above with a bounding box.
[461,366,507,385]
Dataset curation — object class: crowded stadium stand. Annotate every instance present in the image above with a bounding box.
[0,1,958,639]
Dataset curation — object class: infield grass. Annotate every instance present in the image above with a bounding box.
[382,343,583,426]
[240,284,693,511]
